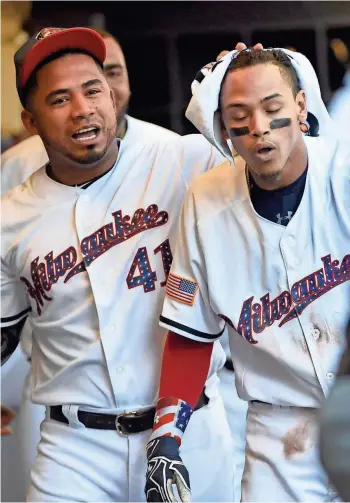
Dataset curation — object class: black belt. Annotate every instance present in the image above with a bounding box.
[224,358,234,372]
[50,389,209,434]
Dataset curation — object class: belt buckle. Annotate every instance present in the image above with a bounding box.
[115,411,138,436]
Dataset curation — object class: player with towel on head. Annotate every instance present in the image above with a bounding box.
[145,47,350,501]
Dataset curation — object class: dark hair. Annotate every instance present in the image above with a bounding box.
[222,48,301,98]
[89,26,120,46]
[23,48,104,109]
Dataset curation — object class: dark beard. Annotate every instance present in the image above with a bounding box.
[66,143,109,165]
[259,169,283,181]
[43,120,118,166]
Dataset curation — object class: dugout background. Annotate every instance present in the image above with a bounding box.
[25,1,350,134]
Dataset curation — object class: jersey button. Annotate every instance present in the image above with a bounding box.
[116,367,124,373]
[311,328,320,340]
[326,372,334,380]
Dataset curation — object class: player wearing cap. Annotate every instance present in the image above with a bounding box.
[1,27,235,502]
[0,27,179,498]
[146,48,350,501]
[1,27,177,194]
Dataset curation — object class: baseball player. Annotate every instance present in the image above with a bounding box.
[1,26,176,195]
[146,48,350,501]
[0,27,180,497]
[1,27,236,502]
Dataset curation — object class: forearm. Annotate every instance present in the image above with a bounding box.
[149,331,213,445]
[145,332,213,499]
[159,331,213,407]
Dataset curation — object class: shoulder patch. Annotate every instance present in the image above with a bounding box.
[165,273,198,306]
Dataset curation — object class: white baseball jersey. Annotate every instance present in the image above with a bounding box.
[1,116,180,359]
[160,135,350,408]
[1,133,226,411]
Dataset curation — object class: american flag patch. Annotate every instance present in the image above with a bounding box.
[166,273,198,306]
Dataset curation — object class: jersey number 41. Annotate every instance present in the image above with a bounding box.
[126,239,173,293]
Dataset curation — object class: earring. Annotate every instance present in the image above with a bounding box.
[299,120,310,134]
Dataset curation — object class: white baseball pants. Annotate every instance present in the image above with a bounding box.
[28,394,235,502]
[218,366,247,502]
[241,401,340,502]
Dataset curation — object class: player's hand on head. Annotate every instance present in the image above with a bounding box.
[216,42,264,61]
[1,404,16,436]
[145,436,192,502]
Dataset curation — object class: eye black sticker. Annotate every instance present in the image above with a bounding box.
[270,118,291,129]
[229,127,250,137]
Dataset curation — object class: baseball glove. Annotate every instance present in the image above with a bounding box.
[145,436,191,502]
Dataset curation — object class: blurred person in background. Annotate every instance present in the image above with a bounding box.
[327,38,350,140]
[319,321,350,501]
[1,1,32,152]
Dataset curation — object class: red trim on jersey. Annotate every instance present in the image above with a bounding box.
[159,331,213,408]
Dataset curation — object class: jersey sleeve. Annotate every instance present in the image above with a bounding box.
[160,187,225,342]
[179,134,227,187]
[1,257,31,328]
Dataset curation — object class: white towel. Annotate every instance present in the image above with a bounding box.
[186,49,334,160]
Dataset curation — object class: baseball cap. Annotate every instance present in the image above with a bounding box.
[15,27,106,107]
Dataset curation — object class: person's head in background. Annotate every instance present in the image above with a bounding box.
[220,49,308,190]
[330,38,350,75]
[91,27,131,138]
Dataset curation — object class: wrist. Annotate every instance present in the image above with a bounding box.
[149,396,193,445]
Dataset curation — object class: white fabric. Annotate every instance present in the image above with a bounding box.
[242,401,339,501]
[1,346,31,502]
[28,396,235,502]
[218,330,247,502]
[1,132,226,409]
[328,71,350,142]
[218,366,247,502]
[17,371,45,493]
[160,135,350,500]
[1,116,180,361]
[186,49,334,159]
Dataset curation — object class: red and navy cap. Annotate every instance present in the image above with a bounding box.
[15,27,106,107]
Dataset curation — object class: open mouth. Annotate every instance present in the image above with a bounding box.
[254,142,276,159]
[256,146,274,154]
[72,126,101,142]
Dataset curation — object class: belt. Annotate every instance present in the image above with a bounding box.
[224,358,234,372]
[50,389,209,434]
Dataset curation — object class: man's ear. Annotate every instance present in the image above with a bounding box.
[296,90,307,122]
[21,109,39,136]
